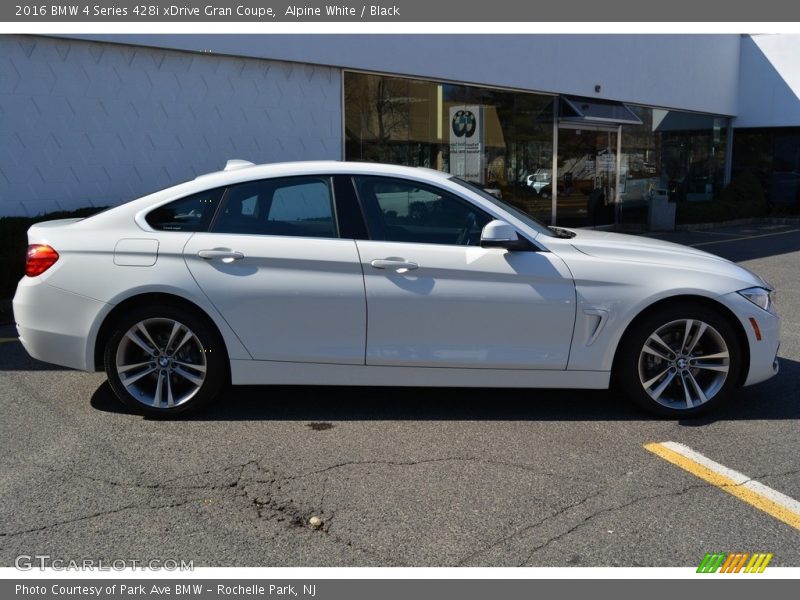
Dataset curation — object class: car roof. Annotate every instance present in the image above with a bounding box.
[193,160,453,187]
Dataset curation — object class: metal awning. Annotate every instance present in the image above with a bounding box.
[559,96,643,126]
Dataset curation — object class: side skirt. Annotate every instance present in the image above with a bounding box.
[230,360,610,389]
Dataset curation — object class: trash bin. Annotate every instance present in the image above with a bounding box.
[648,188,676,231]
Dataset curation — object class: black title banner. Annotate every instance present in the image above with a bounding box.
[4,0,800,22]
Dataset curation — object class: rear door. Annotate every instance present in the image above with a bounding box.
[183,176,366,364]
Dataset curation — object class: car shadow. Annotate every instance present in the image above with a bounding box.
[90,357,800,422]
[678,357,800,425]
[0,339,70,371]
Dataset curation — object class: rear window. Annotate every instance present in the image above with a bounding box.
[145,188,225,231]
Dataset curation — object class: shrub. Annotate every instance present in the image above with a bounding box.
[677,171,767,224]
[0,206,107,300]
[720,170,767,208]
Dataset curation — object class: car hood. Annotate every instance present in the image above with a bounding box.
[565,228,767,286]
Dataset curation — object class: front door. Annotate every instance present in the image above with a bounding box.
[352,175,576,370]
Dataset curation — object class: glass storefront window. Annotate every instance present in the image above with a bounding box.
[617,107,728,225]
[344,71,732,228]
[344,71,555,223]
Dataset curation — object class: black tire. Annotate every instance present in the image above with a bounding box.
[104,303,227,417]
[615,302,744,418]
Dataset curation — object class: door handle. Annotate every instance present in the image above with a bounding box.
[370,258,418,272]
[198,248,245,262]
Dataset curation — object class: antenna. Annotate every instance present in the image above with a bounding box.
[223,159,256,171]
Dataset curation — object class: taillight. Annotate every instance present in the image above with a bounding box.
[25,244,59,277]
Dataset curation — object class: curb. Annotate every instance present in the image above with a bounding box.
[580,217,800,234]
[676,216,800,231]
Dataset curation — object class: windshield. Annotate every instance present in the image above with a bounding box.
[449,177,554,237]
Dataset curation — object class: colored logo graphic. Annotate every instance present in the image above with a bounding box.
[451,110,477,138]
[697,552,773,573]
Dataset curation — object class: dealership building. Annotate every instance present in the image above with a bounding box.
[1,33,798,228]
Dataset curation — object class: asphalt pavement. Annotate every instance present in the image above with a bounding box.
[1,223,798,567]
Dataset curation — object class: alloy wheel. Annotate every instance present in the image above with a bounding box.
[637,318,730,410]
[114,318,207,408]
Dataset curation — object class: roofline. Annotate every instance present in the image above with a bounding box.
[189,160,456,190]
[97,160,457,230]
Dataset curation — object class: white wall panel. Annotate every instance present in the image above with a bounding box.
[72,34,742,115]
[736,34,800,128]
[0,35,341,216]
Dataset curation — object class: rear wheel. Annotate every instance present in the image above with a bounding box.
[616,303,744,418]
[104,304,226,417]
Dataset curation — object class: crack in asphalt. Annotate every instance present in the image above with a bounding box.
[3,455,581,565]
[515,481,717,566]
[457,463,800,567]
[756,467,800,482]
[0,461,260,538]
[286,456,597,484]
[12,456,799,496]
[2,456,393,564]
[318,476,328,514]
[4,455,799,565]
[514,468,800,566]
[15,460,258,491]
[456,489,604,566]
[0,498,201,538]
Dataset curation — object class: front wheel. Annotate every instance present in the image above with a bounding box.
[616,303,744,418]
[104,304,227,417]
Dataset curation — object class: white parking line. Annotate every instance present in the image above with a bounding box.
[687,230,747,237]
[690,228,800,247]
[645,441,800,530]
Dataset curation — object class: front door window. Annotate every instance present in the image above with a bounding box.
[353,176,492,246]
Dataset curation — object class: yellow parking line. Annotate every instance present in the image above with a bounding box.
[0,337,19,343]
[645,441,800,531]
[690,228,800,247]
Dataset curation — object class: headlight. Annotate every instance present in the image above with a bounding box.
[738,287,777,314]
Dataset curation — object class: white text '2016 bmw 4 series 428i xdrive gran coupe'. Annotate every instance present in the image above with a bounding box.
[13,161,780,417]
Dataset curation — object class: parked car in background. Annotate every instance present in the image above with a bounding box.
[526,169,552,195]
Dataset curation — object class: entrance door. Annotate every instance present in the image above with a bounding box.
[556,126,619,227]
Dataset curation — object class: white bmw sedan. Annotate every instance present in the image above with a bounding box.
[13,161,779,418]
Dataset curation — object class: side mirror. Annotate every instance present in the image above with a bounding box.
[480,220,527,250]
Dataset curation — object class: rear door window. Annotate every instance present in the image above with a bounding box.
[212,177,337,238]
